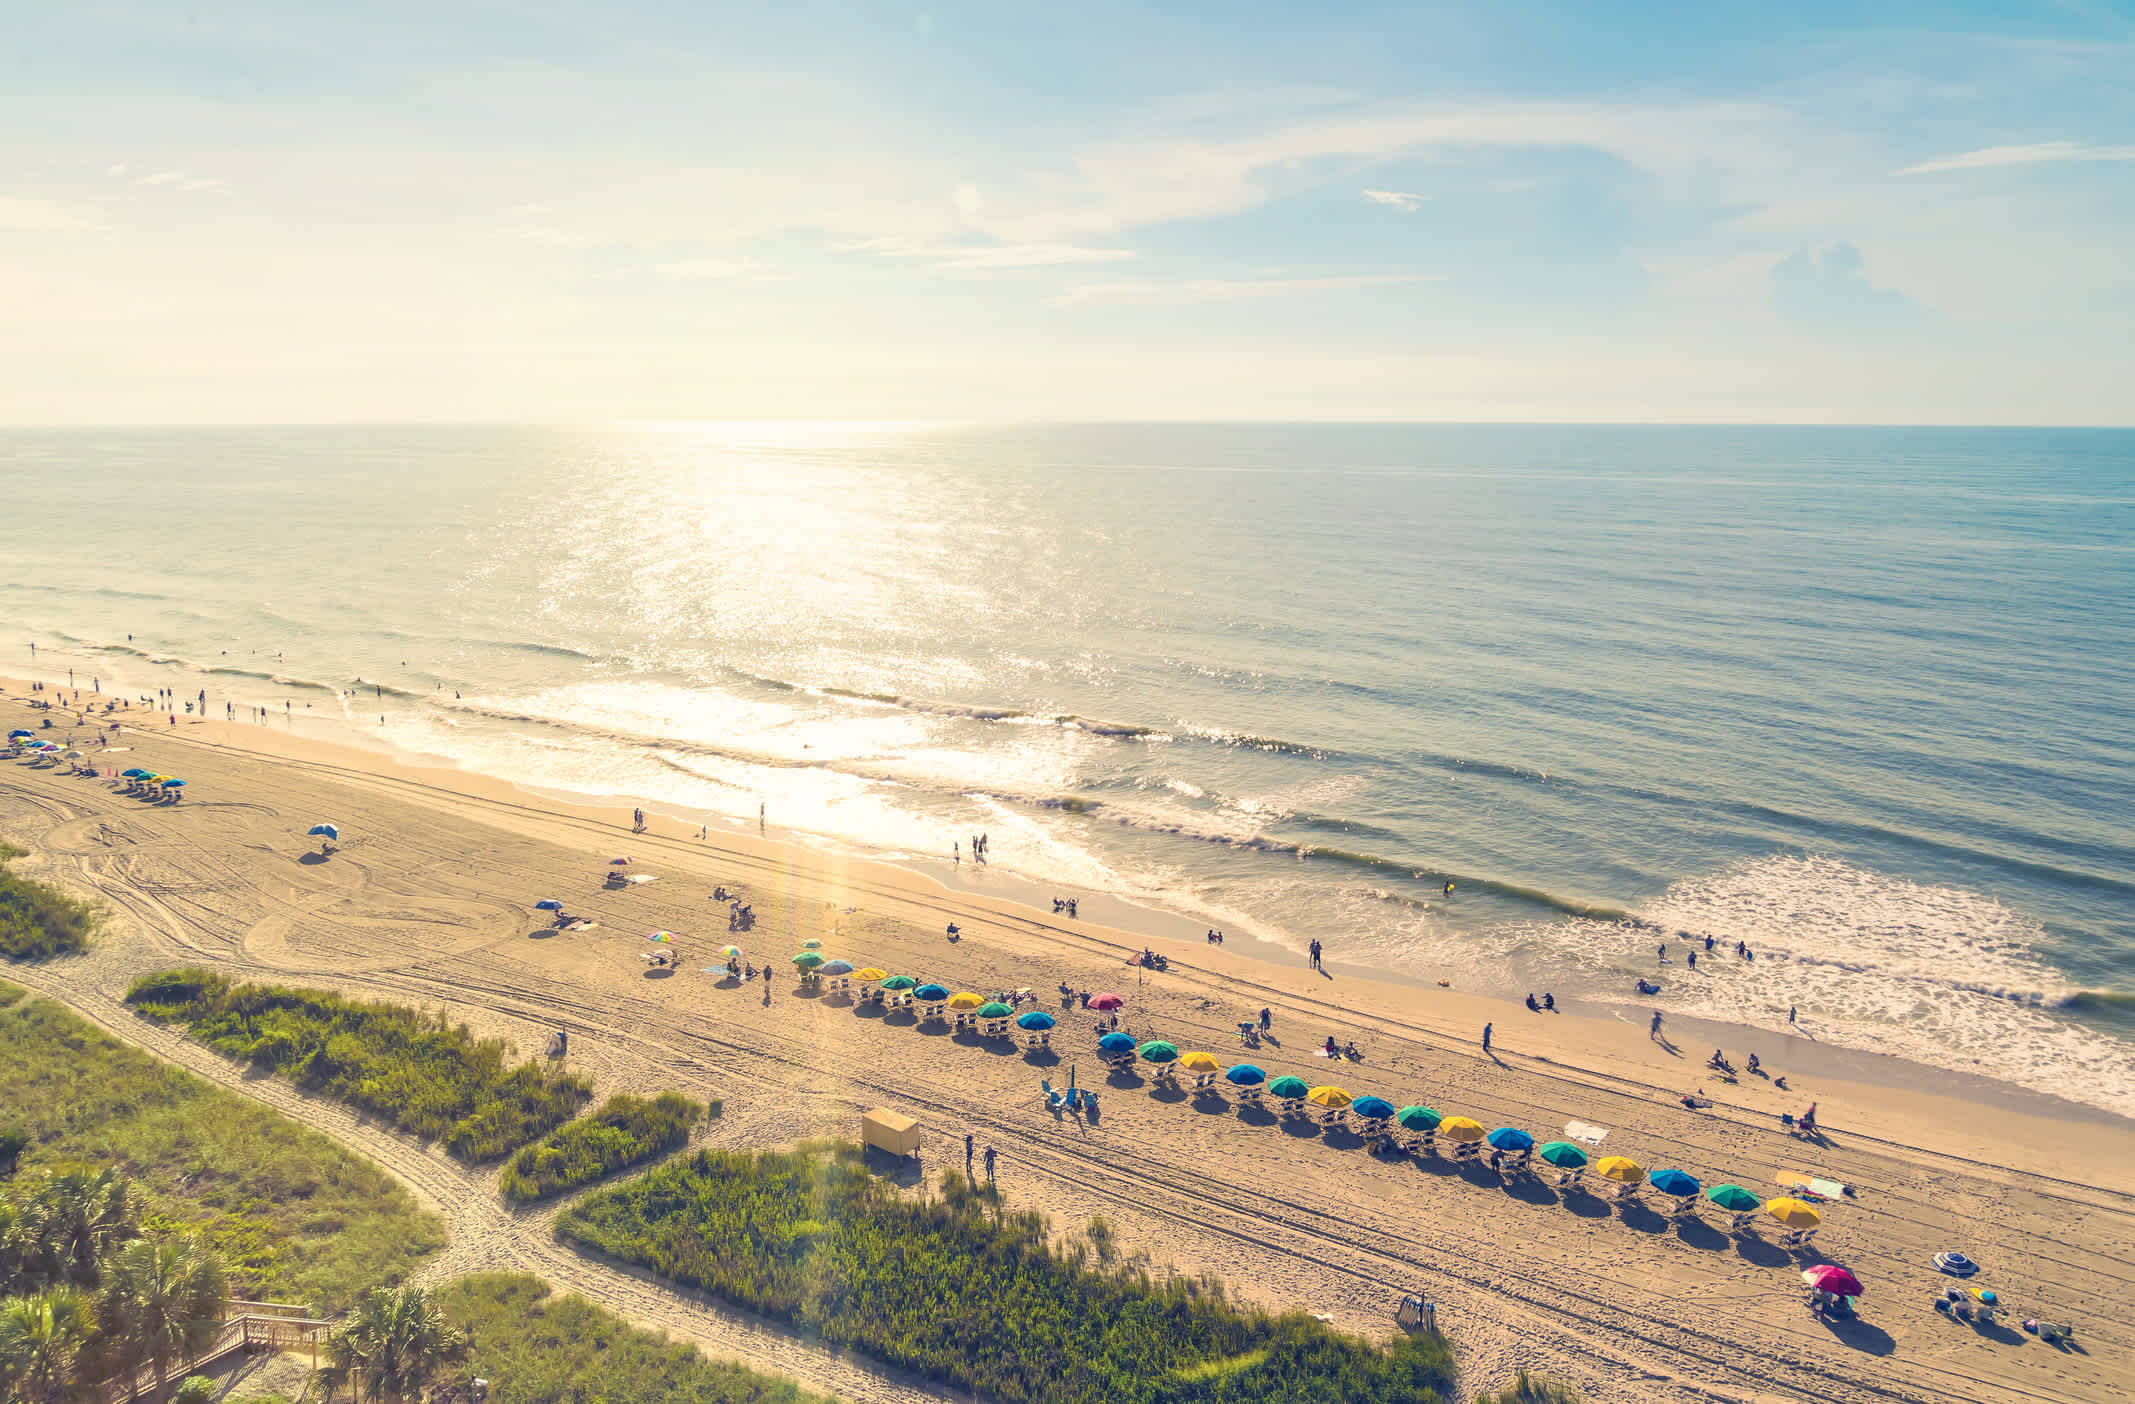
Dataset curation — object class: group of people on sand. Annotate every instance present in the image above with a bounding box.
[1523,992,1558,1012]
[955,834,991,865]
[1203,928,1225,944]
[1050,897,1079,917]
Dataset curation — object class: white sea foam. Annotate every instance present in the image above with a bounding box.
[1534,854,2135,1120]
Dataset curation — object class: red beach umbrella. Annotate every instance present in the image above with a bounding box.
[1803,1265,1863,1297]
[1089,992,1125,1011]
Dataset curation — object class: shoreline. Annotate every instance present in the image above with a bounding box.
[7,676,2128,1161]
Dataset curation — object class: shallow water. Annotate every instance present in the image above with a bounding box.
[5,423,2131,1115]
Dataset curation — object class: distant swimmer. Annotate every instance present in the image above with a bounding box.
[1443,880,1454,896]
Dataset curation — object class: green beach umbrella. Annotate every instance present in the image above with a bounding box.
[1137,1040,1180,1064]
[1537,1141,1589,1169]
[1395,1105,1442,1131]
[879,975,917,991]
[1706,1184,1760,1213]
[977,1001,1013,1019]
[791,951,825,969]
[1268,1075,1309,1099]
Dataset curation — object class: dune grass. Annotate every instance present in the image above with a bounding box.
[499,1091,710,1205]
[558,1141,1456,1404]
[126,968,591,1163]
[0,978,444,1308]
[0,840,98,960]
[435,1273,832,1404]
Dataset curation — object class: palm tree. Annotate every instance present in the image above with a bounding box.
[34,1168,139,1282]
[96,1234,225,1402]
[321,1285,465,1403]
[0,1285,95,1404]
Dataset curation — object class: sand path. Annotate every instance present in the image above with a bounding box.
[5,704,2134,1403]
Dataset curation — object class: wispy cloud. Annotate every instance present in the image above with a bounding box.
[107,163,128,178]
[0,196,96,231]
[1898,141,2135,175]
[654,257,767,280]
[1049,272,1438,306]
[141,170,185,186]
[840,237,1136,269]
[1362,188,1426,211]
[180,177,229,193]
[496,223,667,249]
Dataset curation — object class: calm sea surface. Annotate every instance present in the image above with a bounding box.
[5,424,2132,1114]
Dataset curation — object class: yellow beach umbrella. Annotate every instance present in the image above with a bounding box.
[1766,1197,1822,1231]
[1594,1156,1646,1185]
[1177,1051,1222,1072]
[1436,1116,1487,1143]
[946,991,986,1011]
[1306,1085,1354,1108]
[854,967,887,982]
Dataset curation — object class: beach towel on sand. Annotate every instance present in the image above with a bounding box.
[1778,1169,1848,1199]
[1564,1121,1609,1144]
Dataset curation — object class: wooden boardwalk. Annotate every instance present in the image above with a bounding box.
[99,1300,335,1403]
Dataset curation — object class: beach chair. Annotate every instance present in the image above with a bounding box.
[1553,1165,1581,1189]
[981,1015,1011,1038]
[1276,1095,1306,1119]
[1668,1195,1702,1222]
[1236,1085,1263,1110]
[1316,1104,1349,1130]
[1023,1028,1050,1051]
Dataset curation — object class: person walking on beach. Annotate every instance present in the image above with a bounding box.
[964,1133,975,1173]
[1259,1007,1271,1033]
[1687,949,1697,970]
[633,807,644,831]
[1481,1022,1492,1052]
[1704,934,1715,951]
[983,1145,997,1181]
[1789,1005,1797,1024]
[555,1028,568,1055]
[1650,1010,1664,1040]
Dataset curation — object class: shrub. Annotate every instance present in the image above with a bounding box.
[0,844,98,960]
[559,1142,1455,1404]
[172,1377,217,1404]
[0,1127,28,1173]
[1,984,442,1306]
[125,970,590,1162]
[500,1092,703,1204]
[437,1273,831,1404]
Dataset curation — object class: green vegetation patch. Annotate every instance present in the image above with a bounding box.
[126,968,590,1162]
[559,1143,1454,1404]
[500,1091,708,1205]
[436,1273,832,1404]
[0,841,98,960]
[0,987,443,1308]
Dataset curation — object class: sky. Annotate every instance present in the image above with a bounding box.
[3,1,2133,424]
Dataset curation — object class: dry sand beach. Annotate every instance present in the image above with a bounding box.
[4,683,2132,1404]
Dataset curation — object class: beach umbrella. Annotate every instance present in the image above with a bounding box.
[308,823,339,839]
[719,944,744,959]
[646,931,675,943]
[534,899,563,911]
[1537,1141,1588,1169]
[1766,1197,1822,1231]
[854,967,887,981]
[160,778,185,787]
[1803,1266,1863,1298]
[1352,1095,1397,1121]
[1137,1041,1180,1064]
[821,959,855,976]
[1650,1169,1700,1198]
[947,991,985,1011]
[1486,1127,1534,1152]
[881,976,917,992]
[1268,1075,1310,1100]
[1098,1031,1138,1054]
[913,983,950,1002]
[800,937,823,950]
[1396,1105,1443,1131]
[121,767,149,778]
[1089,992,1125,1011]
[1016,1009,1056,1031]
[1706,1184,1760,1213]
[1178,1051,1222,1073]
[792,951,825,969]
[978,1001,1013,1019]
[609,857,630,865]
[1436,1116,1487,1143]
[8,729,31,738]
[1225,1064,1268,1086]
[1306,1085,1353,1108]
[1594,1156,1645,1185]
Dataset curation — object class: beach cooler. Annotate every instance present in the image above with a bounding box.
[860,1107,921,1163]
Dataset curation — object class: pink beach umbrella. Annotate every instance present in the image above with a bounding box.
[1089,992,1126,1012]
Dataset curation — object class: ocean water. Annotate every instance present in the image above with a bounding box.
[5,423,2132,1115]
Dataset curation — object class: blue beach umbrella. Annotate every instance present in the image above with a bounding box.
[161,779,185,788]
[1486,1127,1535,1152]
[913,983,950,1003]
[1098,1031,1137,1054]
[534,899,562,911]
[1224,1063,1267,1086]
[1016,1009,1056,1031]
[1352,1096,1397,1121]
[1650,1168,1701,1197]
[8,729,31,738]
[122,768,150,778]
[821,959,855,976]
[308,823,339,839]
